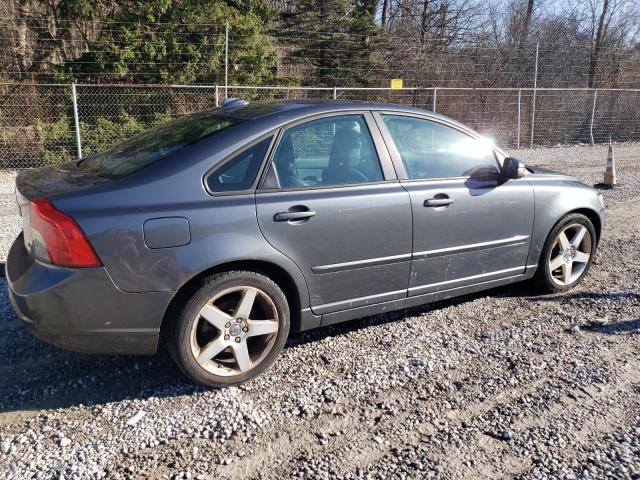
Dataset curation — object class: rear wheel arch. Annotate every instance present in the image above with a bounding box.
[159,259,303,345]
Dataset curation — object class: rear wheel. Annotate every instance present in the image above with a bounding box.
[533,213,597,293]
[169,271,289,387]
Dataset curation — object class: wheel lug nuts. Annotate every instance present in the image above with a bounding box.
[236,318,242,323]
[242,327,248,332]
[225,322,231,328]
[224,334,230,340]
[235,337,241,343]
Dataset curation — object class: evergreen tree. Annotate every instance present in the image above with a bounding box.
[60,0,279,85]
[278,0,389,87]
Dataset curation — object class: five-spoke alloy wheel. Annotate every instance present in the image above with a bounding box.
[170,271,289,387]
[547,223,592,286]
[534,213,597,293]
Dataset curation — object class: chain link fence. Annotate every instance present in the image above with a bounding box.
[1,83,639,169]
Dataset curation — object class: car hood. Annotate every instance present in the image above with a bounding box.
[526,165,568,176]
[526,165,598,192]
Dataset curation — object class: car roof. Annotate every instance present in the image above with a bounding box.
[224,99,466,129]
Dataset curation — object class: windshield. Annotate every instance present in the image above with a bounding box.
[77,109,242,177]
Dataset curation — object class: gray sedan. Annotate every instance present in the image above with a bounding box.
[7,100,604,387]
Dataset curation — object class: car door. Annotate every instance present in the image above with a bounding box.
[255,112,413,315]
[374,112,535,296]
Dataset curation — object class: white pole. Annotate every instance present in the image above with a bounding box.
[432,87,437,112]
[225,22,229,100]
[516,89,521,149]
[71,82,82,159]
[530,42,539,149]
[590,89,598,145]
[333,87,337,99]
[215,85,219,107]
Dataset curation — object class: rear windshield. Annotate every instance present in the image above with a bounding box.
[77,109,242,177]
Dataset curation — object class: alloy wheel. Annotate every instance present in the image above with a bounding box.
[189,286,279,376]
[548,223,592,286]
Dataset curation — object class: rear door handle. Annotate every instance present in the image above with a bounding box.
[424,195,454,207]
[274,210,316,222]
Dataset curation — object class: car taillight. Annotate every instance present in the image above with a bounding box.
[29,198,102,268]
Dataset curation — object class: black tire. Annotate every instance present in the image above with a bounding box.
[168,270,290,388]
[532,213,597,293]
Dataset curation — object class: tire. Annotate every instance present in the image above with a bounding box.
[532,213,597,293]
[168,270,290,388]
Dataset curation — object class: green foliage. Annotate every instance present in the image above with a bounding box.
[60,0,281,85]
[279,0,390,87]
[81,113,145,156]
[37,112,174,165]
[36,118,76,165]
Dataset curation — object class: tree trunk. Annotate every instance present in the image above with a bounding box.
[381,0,389,29]
[16,0,30,76]
[589,0,609,88]
[420,0,430,44]
[521,0,534,44]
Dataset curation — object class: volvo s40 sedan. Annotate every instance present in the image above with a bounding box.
[7,100,604,387]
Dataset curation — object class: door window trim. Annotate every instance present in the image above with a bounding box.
[256,111,398,193]
[371,110,506,182]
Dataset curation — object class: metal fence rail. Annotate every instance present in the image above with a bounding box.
[1,83,639,169]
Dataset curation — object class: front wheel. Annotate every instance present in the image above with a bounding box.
[169,271,290,388]
[533,213,597,293]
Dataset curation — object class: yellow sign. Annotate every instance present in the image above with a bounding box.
[390,79,403,90]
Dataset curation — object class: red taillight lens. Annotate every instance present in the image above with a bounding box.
[29,199,102,268]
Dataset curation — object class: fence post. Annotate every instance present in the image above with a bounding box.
[71,82,82,159]
[516,89,521,149]
[432,87,437,112]
[214,85,219,107]
[590,89,598,146]
[333,87,337,100]
[530,42,539,148]
[224,21,229,100]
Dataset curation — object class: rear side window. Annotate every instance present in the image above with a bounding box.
[206,137,272,192]
[78,109,242,178]
[269,114,384,189]
[381,115,498,179]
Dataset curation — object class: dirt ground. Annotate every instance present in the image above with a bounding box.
[0,143,639,479]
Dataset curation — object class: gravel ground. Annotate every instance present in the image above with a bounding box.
[0,143,639,479]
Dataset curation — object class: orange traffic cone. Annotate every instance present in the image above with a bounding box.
[604,137,616,186]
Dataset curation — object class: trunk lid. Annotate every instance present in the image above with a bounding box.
[15,161,117,200]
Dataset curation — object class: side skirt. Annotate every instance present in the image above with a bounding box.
[315,268,537,328]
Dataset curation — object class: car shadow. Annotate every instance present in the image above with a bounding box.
[1,279,632,417]
[580,318,640,335]
[0,281,503,416]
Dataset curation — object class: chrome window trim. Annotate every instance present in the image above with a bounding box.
[371,110,505,182]
[256,111,398,193]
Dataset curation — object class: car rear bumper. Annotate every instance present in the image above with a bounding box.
[6,233,174,355]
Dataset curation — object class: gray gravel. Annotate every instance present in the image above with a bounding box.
[0,143,639,479]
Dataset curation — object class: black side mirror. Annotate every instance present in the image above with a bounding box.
[502,157,526,179]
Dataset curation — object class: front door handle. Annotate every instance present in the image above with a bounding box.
[274,210,316,222]
[424,195,454,207]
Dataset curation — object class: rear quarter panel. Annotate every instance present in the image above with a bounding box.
[51,122,313,311]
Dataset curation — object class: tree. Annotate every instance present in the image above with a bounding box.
[59,0,279,85]
[278,0,389,87]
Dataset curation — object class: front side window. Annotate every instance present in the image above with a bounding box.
[381,115,499,179]
[270,114,384,189]
[206,136,272,192]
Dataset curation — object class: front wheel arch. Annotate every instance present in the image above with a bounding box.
[532,212,597,292]
[569,208,601,246]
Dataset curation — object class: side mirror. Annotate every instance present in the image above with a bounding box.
[502,157,526,179]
